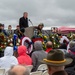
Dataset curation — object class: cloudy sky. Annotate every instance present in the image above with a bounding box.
[0,0,75,28]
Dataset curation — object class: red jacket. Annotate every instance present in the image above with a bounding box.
[46,48,52,53]
[17,46,32,65]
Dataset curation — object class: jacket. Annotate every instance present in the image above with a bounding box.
[46,48,52,53]
[31,41,47,71]
[65,66,75,75]
[0,47,18,68]
[17,45,32,65]
[19,17,28,29]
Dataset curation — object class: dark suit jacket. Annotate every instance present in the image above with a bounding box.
[19,17,28,29]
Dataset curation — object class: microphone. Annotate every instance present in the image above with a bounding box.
[29,19,33,26]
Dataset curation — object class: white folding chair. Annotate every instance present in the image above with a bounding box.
[37,64,48,72]
[30,71,42,75]
[42,70,49,75]
[5,68,10,75]
[0,68,5,75]
[26,65,33,72]
[5,72,8,75]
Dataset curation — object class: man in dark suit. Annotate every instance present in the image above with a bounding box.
[19,12,29,29]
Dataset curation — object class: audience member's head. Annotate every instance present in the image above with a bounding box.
[16,25,20,30]
[8,65,30,75]
[41,49,72,75]
[1,24,4,30]
[0,23,4,30]
[4,46,13,56]
[18,45,27,56]
[69,40,75,48]
[46,41,53,48]
[52,70,68,75]
[0,23,2,29]
[34,41,43,50]
[8,25,12,30]
[38,23,44,30]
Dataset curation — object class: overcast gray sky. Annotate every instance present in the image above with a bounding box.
[0,0,75,28]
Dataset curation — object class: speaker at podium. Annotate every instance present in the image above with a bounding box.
[25,26,37,39]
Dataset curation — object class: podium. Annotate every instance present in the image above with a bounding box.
[25,26,36,39]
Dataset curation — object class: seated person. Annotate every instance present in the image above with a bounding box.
[17,45,32,65]
[8,65,30,75]
[31,41,47,71]
[0,46,18,68]
[45,41,53,53]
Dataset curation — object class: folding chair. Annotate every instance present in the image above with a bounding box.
[5,68,10,75]
[26,65,33,72]
[0,68,5,75]
[37,64,48,72]
[42,70,49,75]
[30,71,42,75]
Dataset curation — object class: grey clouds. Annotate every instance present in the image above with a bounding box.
[0,0,75,28]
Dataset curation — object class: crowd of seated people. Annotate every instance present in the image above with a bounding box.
[0,23,75,75]
[0,40,75,75]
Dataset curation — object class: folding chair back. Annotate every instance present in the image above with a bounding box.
[30,71,42,75]
[37,64,48,72]
[0,68,5,75]
[42,70,49,75]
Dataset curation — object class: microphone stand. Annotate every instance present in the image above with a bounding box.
[29,19,33,26]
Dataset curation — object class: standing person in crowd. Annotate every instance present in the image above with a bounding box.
[0,23,2,33]
[14,25,25,39]
[7,25,13,36]
[51,27,58,34]
[0,23,8,36]
[41,50,72,75]
[14,25,21,38]
[58,34,69,45]
[14,25,20,34]
[37,23,44,34]
[8,65,30,75]
[17,45,32,65]
[0,47,18,68]
[19,12,29,29]
[46,41,53,53]
[31,41,47,71]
